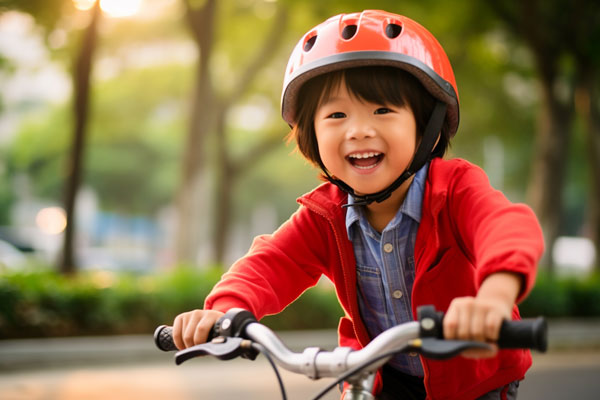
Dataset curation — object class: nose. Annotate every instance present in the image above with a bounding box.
[345,116,376,140]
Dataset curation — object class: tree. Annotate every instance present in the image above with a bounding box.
[569,0,600,270]
[488,0,600,271]
[173,0,216,265]
[176,0,293,264]
[0,0,100,274]
[61,1,101,274]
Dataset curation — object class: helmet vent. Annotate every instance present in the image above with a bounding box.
[341,25,357,40]
[385,23,402,38]
[304,35,317,52]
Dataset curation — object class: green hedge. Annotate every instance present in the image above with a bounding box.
[519,271,600,318]
[0,267,342,339]
[1,268,598,339]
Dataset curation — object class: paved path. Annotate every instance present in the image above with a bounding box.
[1,350,600,400]
[1,320,599,399]
[0,357,340,400]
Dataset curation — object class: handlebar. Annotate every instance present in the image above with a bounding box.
[154,306,547,379]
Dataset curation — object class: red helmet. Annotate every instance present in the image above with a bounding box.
[281,10,459,136]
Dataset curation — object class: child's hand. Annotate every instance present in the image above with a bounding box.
[172,309,225,350]
[443,296,511,358]
[443,272,522,359]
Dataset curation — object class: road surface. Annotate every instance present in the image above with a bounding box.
[1,350,599,399]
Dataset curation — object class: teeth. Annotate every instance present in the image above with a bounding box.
[348,152,381,159]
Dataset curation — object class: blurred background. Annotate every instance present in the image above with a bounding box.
[1,1,600,399]
[0,0,599,344]
[0,0,600,338]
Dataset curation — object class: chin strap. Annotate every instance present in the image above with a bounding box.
[317,101,447,208]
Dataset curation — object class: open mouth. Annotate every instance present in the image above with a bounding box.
[346,152,384,170]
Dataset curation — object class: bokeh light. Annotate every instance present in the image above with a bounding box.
[100,0,143,18]
[73,0,96,11]
[73,0,143,17]
[36,207,67,235]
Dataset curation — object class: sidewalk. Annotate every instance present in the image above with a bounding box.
[1,319,599,371]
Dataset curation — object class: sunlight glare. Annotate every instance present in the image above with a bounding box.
[73,0,96,11]
[100,0,143,18]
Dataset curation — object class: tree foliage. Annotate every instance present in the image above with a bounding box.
[1,0,597,272]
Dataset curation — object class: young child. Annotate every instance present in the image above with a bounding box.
[172,10,544,399]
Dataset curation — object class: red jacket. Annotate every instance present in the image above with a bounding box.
[205,158,544,399]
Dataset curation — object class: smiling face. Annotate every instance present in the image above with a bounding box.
[291,67,443,188]
[314,82,418,195]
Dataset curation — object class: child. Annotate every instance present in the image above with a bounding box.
[172,10,544,400]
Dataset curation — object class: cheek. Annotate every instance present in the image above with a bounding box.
[391,136,417,167]
[316,136,334,163]
[315,133,341,171]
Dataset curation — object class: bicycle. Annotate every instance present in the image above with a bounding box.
[154,306,547,400]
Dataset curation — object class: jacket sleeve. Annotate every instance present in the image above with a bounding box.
[204,205,333,319]
[448,162,544,302]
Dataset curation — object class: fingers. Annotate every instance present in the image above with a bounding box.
[172,310,224,350]
[194,313,218,344]
[483,311,502,341]
[172,311,188,350]
[182,311,203,348]
[443,297,507,344]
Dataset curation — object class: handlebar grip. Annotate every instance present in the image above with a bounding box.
[154,325,178,352]
[154,324,220,352]
[497,317,547,352]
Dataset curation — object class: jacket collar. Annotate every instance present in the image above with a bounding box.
[298,157,452,221]
[297,181,348,218]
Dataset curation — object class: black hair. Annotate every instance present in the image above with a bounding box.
[290,66,450,170]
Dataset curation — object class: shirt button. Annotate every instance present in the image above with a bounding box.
[383,243,393,253]
[392,290,403,299]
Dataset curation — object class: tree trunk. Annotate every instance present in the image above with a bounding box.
[514,0,574,272]
[59,1,100,275]
[174,0,216,265]
[527,74,573,272]
[213,108,232,265]
[204,4,289,265]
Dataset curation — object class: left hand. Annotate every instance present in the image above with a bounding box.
[443,296,512,358]
[443,272,521,359]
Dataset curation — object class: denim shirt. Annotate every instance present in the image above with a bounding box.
[345,163,429,376]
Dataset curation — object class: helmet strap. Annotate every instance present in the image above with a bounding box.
[317,101,447,208]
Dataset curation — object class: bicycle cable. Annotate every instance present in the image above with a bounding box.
[310,346,408,400]
[251,342,288,400]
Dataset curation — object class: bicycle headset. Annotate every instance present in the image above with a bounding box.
[281,10,460,207]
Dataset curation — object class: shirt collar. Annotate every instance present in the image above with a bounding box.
[345,162,429,239]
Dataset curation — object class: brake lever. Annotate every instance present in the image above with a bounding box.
[174,336,258,365]
[409,338,492,360]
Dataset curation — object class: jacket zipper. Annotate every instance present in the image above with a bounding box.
[301,198,368,345]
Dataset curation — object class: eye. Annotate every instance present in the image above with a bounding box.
[327,112,346,119]
[374,107,393,115]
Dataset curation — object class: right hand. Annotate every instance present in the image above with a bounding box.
[172,309,225,350]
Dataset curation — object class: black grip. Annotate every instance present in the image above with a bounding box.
[497,317,547,352]
[154,324,219,352]
[154,325,178,352]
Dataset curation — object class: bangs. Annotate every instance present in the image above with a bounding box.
[291,65,445,168]
[317,67,411,109]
